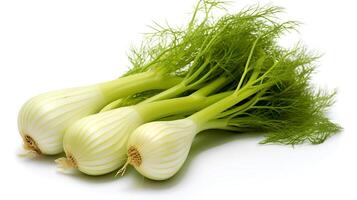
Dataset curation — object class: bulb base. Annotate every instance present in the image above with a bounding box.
[23,135,41,155]
[55,154,77,169]
[128,146,142,167]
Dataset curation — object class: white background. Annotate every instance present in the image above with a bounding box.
[0,0,356,199]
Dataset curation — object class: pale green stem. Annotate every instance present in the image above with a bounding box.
[192,76,229,96]
[185,59,210,84]
[140,82,188,104]
[246,56,266,85]
[189,63,221,88]
[141,72,230,104]
[199,118,230,131]
[99,71,182,103]
[99,99,123,113]
[189,85,268,129]
[236,37,260,91]
[136,77,233,121]
[199,118,251,132]
[218,88,266,118]
[135,91,232,122]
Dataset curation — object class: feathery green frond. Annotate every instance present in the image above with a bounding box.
[215,45,341,145]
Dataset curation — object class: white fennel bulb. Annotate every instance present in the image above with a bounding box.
[57,80,231,175]
[17,71,181,156]
[59,107,143,175]
[18,86,107,155]
[126,119,198,180]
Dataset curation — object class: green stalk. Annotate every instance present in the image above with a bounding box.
[200,118,232,131]
[201,119,254,132]
[135,91,232,122]
[191,76,228,96]
[140,83,188,104]
[189,85,268,129]
[99,99,123,113]
[141,76,230,103]
[98,71,182,103]
[199,89,266,130]
[218,88,266,118]
[134,77,232,121]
